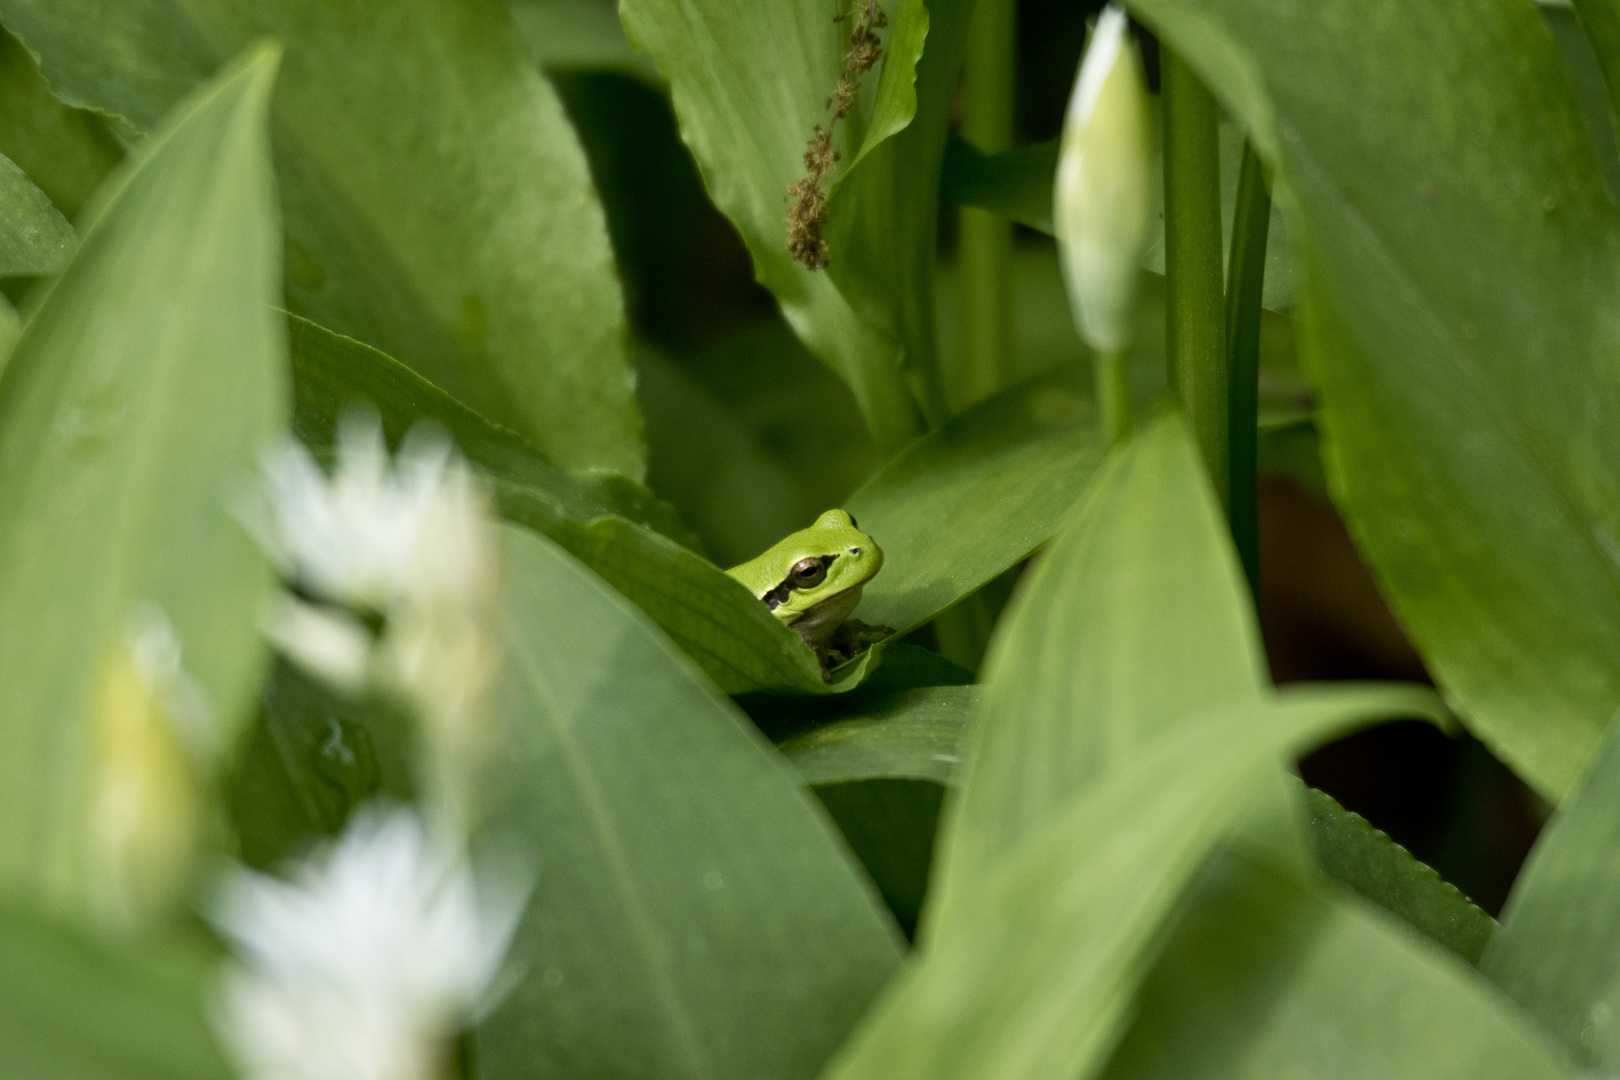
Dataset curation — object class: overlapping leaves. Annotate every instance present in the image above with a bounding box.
[0,44,284,921]
[0,0,641,475]
[620,0,972,447]
[1128,0,1620,800]
[821,414,1554,1080]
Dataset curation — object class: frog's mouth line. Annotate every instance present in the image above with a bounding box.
[764,553,839,610]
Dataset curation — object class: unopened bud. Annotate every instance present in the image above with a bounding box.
[1054,6,1154,352]
[89,608,208,925]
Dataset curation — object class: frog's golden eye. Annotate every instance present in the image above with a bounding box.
[791,557,829,588]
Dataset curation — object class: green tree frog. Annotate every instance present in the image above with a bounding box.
[726,509,891,670]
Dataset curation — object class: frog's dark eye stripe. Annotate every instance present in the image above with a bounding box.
[847,513,859,529]
[764,554,839,608]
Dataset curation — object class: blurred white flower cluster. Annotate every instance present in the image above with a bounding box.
[213,806,521,1080]
[255,411,502,832]
[217,412,515,1080]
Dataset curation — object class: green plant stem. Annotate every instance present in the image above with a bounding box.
[952,0,1017,415]
[1098,346,1132,446]
[1162,49,1228,509]
[1225,142,1271,601]
[930,0,1017,669]
[1571,0,1620,127]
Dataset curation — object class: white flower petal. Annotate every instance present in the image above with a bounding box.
[258,413,493,618]
[213,805,520,1080]
[264,597,374,696]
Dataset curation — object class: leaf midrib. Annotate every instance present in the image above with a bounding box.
[506,633,714,1080]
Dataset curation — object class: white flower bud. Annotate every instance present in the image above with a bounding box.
[1054,6,1154,352]
[88,606,212,925]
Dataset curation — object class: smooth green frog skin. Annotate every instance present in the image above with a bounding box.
[726,509,888,666]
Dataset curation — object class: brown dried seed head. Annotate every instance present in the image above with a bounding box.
[785,1,887,270]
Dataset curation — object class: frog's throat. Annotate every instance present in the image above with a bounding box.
[784,584,865,650]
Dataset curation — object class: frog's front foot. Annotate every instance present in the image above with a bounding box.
[818,619,895,673]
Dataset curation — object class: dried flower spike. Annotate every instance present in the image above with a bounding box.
[786,0,889,269]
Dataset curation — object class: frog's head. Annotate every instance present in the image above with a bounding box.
[726,509,883,626]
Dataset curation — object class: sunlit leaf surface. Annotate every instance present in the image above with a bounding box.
[0,0,642,475]
[1131,0,1620,799]
[481,525,901,1080]
[0,899,231,1080]
[0,46,284,917]
[0,148,72,275]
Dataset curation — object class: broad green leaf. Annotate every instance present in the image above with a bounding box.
[0,0,642,475]
[226,659,415,871]
[1485,711,1620,1067]
[1305,785,1496,965]
[481,525,901,1080]
[286,313,694,548]
[848,363,1106,633]
[778,686,976,786]
[619,0,968,447]
[933,411,1265,899]
[780,689,1488,964]
[0,149,72,275]
[822,689,1444,1080]
[1127,0,1620,799]
[0,46,284,917]
[0,29,122,220]
[0,900,231,1080]
[1103,853,1572,1080]
[940,134,1058,233]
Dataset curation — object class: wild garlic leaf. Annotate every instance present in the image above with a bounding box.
[1129,0,1620,801]
[0,44,284,922]
[0,0,643,476]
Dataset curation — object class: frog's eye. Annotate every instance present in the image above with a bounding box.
[791,557,829,588]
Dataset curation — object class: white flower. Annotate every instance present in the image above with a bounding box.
[255,411,502,833]
[261,413,490,614]
[262,596,373,696]
[1054,5,1155,352]
[212,805,521,1080]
